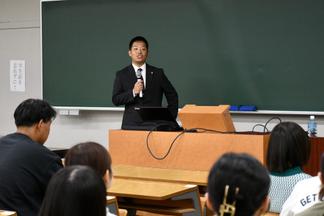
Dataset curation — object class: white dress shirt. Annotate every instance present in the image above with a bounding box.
[132,63,146,88]
[132,63,146,97]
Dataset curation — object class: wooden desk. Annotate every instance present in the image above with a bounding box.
[109,130,269,171]
[113,165,208,186]
[108,178,202,215]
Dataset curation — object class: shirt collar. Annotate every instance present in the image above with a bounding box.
[132,63,146,72]
[271,166,304,176]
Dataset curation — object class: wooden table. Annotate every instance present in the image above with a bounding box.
[108,178,202,216]
[113,165,208,186]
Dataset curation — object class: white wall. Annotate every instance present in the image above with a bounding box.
[1,0,324,149]
[0,0,42,136]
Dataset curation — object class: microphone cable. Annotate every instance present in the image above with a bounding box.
[146,116,282,160]
[252,124,269,133]
[146,128,186,160]
[251,116,282,133]
[263,116,282,132]
[145,126,234,160]
[188,128,235,134]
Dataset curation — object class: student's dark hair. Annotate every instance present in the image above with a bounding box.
[208,153,270,216]
[266,121,310,172]
[129,36,149,50]
[319,153,324,200]
[39,165,106,216]
[14,98,56,127]
[65,141,112,178]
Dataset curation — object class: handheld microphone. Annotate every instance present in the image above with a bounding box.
[136,69,143,98]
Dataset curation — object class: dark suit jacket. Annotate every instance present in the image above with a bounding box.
[112,64,178,129]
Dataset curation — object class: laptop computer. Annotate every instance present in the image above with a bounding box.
[135,106,183,131]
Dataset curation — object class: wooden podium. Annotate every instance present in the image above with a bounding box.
[109,130,269,171]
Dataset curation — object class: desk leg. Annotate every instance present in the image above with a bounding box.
[172,189,202,216]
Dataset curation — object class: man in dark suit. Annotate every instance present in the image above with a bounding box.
[112,36,178,129]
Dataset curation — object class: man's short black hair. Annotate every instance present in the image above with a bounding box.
[129,36,149,50]
[14,98,56,127]
[266,121,310,172]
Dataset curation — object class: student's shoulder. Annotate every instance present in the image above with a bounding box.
[294,176,320,188]
[295,201,324,216]
[4,133,37,150]
[23,140,61,161]
[296,171,312,181]
[37,146,63,169]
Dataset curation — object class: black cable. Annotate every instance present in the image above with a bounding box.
[146,117,282,160]
[189,128,235,134]
[251,116,282,133]
[263,116,282,132]
[146,126,238,160]
[146,128,186,160]
[252,124,268,133]
[146,127,225,160]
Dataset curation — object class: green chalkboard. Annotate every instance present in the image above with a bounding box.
[42,0,324,111]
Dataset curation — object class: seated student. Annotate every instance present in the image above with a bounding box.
[0,98,63,216]
[39,165,106,216]
[206,152,270,216]
[64,142,114,215]
[280,153,324,216]
[267,122,312,213]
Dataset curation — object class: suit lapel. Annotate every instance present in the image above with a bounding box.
[128,65,137,84]
[145,64,154,90]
